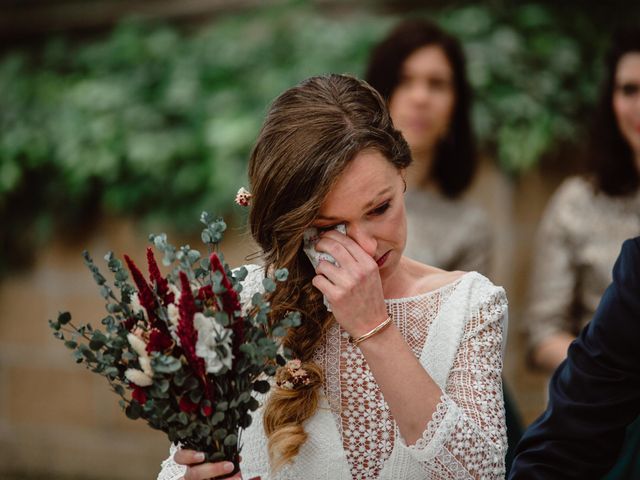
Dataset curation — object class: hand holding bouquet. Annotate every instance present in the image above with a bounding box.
[49,212,299,476]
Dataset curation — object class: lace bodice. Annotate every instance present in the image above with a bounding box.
[158,266,508,479]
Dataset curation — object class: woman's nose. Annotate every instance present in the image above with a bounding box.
[409,83,431,105]
[347,225,377,258]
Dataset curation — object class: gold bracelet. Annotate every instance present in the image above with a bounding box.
[349,316,393,346]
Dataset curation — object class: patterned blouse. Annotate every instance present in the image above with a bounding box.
[525,176,640,351]
[404,189,492,275]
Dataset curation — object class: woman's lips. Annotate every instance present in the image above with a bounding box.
[376,251,390,267]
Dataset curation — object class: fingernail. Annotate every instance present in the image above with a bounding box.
[224,462,235,472]
[194,452,205,462]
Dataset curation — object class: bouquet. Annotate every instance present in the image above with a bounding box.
[49,212,300,476]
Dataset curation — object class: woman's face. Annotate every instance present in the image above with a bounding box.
[313,149,407,288]
[613,52,640,163]
[388,45,456,156]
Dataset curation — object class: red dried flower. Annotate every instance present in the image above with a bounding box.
[146,248,175,306]
[177,272,206,379]
[210,253,244,362]
[123,316,137,331]
[146,328,173,354]
[124,255,158,324]
[131,386,147,405]
[197,285,216,308]
[179,396,199,414]
[201,404,213,417]
[209,253,242,314]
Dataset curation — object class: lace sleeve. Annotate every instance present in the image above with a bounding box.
[157,443,185,480]
[156,265,265,480]
[396,287,508,479]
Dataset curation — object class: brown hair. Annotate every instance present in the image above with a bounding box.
[365,19,476,198]
[247,74,411,470]
[587,26,640,196]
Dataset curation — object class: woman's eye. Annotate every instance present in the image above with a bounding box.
[618,82,640,96]
[429,77,452,91]
[370,202,391,216]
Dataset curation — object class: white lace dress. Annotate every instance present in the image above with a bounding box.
[158,266,508,479]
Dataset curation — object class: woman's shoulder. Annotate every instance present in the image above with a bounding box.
[539,176,599,237]
[399,257,465,294]
[417,262,506,307]
[404,261,507,328]
[549,176,596,207]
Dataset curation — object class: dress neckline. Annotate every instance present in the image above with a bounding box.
[383,271,474,304]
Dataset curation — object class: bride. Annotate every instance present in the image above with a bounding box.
[158,74,507,479]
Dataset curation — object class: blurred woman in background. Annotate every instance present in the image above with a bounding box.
[525,27,640,479]
[526,28,640,374]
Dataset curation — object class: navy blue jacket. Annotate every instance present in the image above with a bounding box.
[510,237,640,479]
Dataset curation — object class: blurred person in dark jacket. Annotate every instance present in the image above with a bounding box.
[510,237,640,479]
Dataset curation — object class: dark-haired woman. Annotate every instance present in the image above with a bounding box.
[525,27,640,480]
[365,19,491,275]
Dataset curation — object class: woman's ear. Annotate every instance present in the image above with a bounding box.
[400,170,407,193]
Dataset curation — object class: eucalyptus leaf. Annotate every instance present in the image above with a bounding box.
[262,277,276,293]
[223,434,238,447]
[252,380,270,394]
[274,268,289,282]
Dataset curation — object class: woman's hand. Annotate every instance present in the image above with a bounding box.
[312,230,388,337]
[174,449,245,480]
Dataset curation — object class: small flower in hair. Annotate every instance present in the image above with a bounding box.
[275,359,311,390]
[235,187,252,207]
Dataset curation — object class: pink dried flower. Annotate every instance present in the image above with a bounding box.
[235,187,252,207]
[275,359,311,390]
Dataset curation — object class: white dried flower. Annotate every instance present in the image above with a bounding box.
[169,324,181,347]
[125,368,153,387]
[169,284,181,301]
[193,312,233,374]
[130,293,148,320]
[139,356,153,377]
[167,303,180,326]
[127,333,148,359]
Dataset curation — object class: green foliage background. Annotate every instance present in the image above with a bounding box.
[0,2,632,275]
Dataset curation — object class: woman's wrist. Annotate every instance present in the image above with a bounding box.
[349,315,393,346]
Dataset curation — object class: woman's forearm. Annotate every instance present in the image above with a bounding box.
[358,324,442,444]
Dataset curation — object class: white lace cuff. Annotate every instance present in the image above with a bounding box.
[396,394,460,462]
[157,443,186,480]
